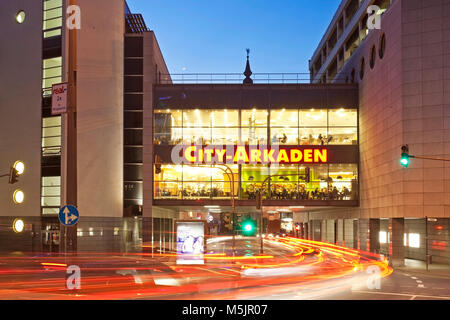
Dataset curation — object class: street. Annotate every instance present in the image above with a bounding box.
[1,236,447,300]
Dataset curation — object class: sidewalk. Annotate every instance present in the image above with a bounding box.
[395,259,450,278]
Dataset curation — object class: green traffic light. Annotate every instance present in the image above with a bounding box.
[400,153,410,167]
[242,219,257,236]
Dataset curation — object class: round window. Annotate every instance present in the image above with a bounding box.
[370,45,376,69]
[360,57,365,80]
[379,33,386,59]
[16,10,26,24]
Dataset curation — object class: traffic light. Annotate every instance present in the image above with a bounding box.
[305,167,310,183]
[9,167,19,184]
[241,218,257,236]
[401,145,410,168]
[8,161,24,184]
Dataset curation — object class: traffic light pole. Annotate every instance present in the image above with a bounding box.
[409,155,450,162]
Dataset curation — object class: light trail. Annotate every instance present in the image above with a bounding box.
[0,236,392,300]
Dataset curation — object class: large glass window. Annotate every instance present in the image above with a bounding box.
[43,0,63,38]
[154,163,358,201]
[154,165,238,199]
[327,127,358,145]
[328,108,358,145]
[211,109,239,127]
[42,57,62,97]
[42,116,61,156]
[268,164,299,199]
[328,164,358,200]
[270,110,299,145]
[41,176,61,211]
[329,109,357,126]
[154,109,183,145]
[300,109,327,127]
[154,108,358,146]
[241,165,269,199]
[241,109,268,145]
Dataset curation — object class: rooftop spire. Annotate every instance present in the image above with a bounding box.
[243,48,253,84]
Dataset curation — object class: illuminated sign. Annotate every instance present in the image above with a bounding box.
[176,221,205,265]
[180,146,328,165]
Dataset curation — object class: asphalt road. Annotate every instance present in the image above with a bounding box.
[0,237,448,300]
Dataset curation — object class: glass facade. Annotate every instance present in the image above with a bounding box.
[154,108,357,146]
[153,163,357,201]
[41,1,63,215]
[153,107,359,202]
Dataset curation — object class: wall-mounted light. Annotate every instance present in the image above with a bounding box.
[16,10,26,24]
[13,218,25,233]
[13,189,25,204]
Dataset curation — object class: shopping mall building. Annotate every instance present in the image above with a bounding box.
[0,0,449,266]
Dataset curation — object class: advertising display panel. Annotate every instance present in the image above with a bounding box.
[176,220,206,265]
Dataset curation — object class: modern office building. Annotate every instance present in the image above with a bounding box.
[0,0,169,252]
[308,0,450,265]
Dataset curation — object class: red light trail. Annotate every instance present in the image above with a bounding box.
[0,236,392,300]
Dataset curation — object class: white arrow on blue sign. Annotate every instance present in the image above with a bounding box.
[59,205,79,226]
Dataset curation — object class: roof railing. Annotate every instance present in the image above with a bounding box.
[156,72,352,85]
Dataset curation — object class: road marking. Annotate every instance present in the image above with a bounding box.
[418,284,425,288]
[410,295,416,300]
[411,277,418,280]
[353,290,450,300]
[416,280,422,284]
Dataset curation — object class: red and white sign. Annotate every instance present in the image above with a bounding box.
[52,83,68,115]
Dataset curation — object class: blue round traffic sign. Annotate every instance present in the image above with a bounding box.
[59,205,79,226]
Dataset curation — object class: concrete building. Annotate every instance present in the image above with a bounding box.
[0,0,169,252]
[308,0,450,265]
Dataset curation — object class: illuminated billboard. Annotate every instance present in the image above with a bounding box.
[176,221,206,265]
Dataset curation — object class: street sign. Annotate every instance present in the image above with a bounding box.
[52,83,68,115]
[59,205,79,226]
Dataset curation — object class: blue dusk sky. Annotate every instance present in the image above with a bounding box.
[127,0,341,74]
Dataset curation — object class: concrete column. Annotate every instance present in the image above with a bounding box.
[359,219,369,251]
[304,223,309,240]
[390,218,405,267]
[369,219,380,254]
[337,219,344,246]
[343,219,354,248]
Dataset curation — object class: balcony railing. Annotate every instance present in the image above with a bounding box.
[157,72,350,85]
